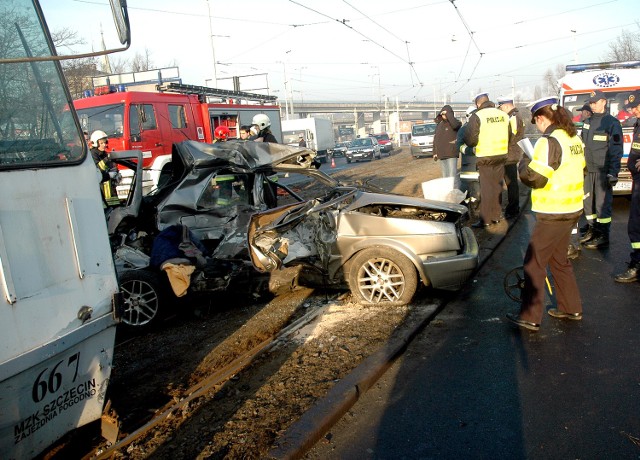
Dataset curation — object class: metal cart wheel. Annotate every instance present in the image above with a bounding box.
[504,266,526,302]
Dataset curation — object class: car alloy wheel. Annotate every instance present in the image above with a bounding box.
[348,247,418,306]
[119,269,168,328]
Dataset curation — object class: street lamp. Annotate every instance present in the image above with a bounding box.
[276,60,290,119]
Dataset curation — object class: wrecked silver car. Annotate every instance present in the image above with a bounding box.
[108,141,478,327]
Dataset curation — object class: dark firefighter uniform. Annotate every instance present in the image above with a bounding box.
[516,124,585,326]
[580,105,623,248]
[615,89,640,282]
[504,106,525,217]
[91,147,120,207]
[463,99,510,226]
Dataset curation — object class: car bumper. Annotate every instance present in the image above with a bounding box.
[347,152,373,161]
[420,226,478,290]
[411,145,434,157]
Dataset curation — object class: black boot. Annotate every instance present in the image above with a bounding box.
[579,224,594,244]
[567,243,581,260]
[583,223,609,249]
[614,262,640,283]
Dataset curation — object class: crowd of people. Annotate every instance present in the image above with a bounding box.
[430,90,639,332]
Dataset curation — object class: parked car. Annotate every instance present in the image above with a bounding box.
[370,133,394,154]
[345,137,381,162]
[109,141,478,327]
[328,141,349,158]
[410,123,437,158]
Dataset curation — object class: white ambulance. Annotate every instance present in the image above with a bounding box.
[558,61,640,195]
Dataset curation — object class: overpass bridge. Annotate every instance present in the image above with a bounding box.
[280,100,474,143]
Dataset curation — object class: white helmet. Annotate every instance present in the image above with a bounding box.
[90,130,108,144]
[252,113,271,130]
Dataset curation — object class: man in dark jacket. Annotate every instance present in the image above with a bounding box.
[579,90,623,249]
[433,104,462,189]
[497,96,525,218]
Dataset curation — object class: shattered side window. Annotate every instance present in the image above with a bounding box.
[198,173,250,209]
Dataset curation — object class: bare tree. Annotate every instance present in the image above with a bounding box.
[131,48,155,72]
[602,28,640,61]
[543,69,558,95]
[51,27,85,51]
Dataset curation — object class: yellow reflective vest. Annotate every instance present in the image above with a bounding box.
[474,107,509,157]
[529,129,585,214]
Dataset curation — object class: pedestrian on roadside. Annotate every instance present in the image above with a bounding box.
[457,105,480,216]
[497,96,525,219]
[298,134,307,148]
[463,92,510,228]
[433,104,462,189]
[579,90,623,249]
[506,97,585,332]
[239,125,252,140]
[613,89,640,283]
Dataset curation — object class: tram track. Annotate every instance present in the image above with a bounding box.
[90,293,326,459]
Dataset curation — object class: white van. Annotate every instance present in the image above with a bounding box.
[410,123,437,158]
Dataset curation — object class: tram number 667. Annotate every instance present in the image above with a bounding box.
[31,353,80,403]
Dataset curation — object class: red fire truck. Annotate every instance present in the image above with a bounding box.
[73,83,282,195]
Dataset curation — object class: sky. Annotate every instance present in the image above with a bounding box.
[42,0,640,104]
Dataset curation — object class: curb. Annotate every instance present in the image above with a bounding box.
[268,191,532,459]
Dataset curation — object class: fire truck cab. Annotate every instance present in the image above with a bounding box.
[73,83,282,195]
[558,61,640,195]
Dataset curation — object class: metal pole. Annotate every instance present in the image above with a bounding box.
[206,0,218,88]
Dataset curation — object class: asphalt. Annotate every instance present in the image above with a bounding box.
[268,187,533,459]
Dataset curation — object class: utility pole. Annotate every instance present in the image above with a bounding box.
[206,0,217,88]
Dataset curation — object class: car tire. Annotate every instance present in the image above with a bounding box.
[346,158,351,163]
[348,247,418,306]
[119,269,171,328]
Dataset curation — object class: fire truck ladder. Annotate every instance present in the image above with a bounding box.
[157,82,278,105]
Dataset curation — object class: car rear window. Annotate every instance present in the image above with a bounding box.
[373,134,390,141]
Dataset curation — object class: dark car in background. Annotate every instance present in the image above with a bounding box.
[346,137,381,162]
[370,133,393,154]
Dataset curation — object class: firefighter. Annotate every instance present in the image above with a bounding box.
[463,92,510,228]
[614,89,640,282]
[579,90,624,249]
[213,125,230,142]
[497,96,525,219]
[507,97,585,332]
[251,113,278,143]
[90,130,120,207]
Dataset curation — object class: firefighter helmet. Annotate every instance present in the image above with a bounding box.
[90,130,108,144]
[252,113,271,130]
[214,125,230,141]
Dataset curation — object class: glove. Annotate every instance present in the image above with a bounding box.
[607,174,618,187]
[108,170,118,179]
[433,154,438,162]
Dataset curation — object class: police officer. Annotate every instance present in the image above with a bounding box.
[507,97,585,332]
[614,90,640,282]
[579,90,624,249]
[497,96,525,219]
[463,92,510,228]
[90,130,120,207]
